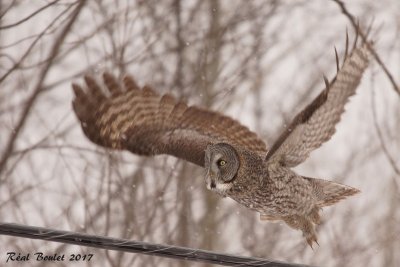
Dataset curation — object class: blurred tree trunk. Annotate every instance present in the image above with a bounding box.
[198,0,223,256]
[173,2,191,267]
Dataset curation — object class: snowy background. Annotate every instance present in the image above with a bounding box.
[0,0,399,266]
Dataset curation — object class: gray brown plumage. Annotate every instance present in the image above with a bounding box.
[72,36,371,247]
[72,73,267,166]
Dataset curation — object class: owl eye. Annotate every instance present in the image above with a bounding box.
[217,159,226,167]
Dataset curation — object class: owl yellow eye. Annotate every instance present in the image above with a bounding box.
[218,159,226,166]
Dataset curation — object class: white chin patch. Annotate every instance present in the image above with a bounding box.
[214,183,232,193]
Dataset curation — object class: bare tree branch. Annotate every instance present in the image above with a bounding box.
[0,3,74,84]
[370,74,400,191]
[332,0,400,98]
[0,0,60,29]
[0,0,87,178]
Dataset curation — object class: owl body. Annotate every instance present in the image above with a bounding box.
[206,144,317,219]
[72,37,371,247]
[205,142,347,245]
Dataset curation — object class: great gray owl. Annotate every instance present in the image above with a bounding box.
[72,37,370,247]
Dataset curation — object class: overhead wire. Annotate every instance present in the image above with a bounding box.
[0,223,313,267]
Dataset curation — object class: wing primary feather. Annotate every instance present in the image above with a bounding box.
[323,75,330,89]
[72,83,86,100]
[123,75,140,91]
[103,72,121,96]
[353,21,360,51]
[72,83,92,121]
[142,85,157,96]
[84,76,106,101]
[344,28,349,62]
[334,46,339,73]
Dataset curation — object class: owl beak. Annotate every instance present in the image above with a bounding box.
[206,170,216,190]
[210,181,216,189]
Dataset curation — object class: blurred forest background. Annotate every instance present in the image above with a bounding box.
[0,0,399,266]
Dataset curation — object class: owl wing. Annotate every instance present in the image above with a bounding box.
[72,73,267,167]
[265,40,370,167]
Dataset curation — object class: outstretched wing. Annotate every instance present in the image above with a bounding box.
[265,39,370,167]
[72,73,267,167]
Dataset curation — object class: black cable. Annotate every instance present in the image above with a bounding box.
[0,223,313,267]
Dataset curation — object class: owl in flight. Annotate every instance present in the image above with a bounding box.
[72,36,370,247]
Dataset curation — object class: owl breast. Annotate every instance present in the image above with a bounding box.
[228,161,316,218]
[224,150,273,211]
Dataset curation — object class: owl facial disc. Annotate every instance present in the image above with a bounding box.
[204,143,240,194]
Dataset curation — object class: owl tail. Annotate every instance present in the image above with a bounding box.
[303,177,360,207]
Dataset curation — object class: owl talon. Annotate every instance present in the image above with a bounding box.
[306,234,319,249]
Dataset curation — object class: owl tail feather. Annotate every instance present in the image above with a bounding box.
[303,177,360,207]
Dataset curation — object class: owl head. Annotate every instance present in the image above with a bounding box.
[204,143,240,194]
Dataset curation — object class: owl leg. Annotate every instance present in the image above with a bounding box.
[308,207,322,225]
[283,215,319,249]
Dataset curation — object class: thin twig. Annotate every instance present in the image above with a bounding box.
[0,0,60,29]
[332,0,400,98]
[370,73,400,191]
